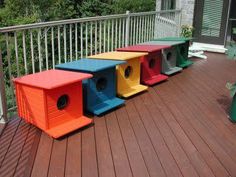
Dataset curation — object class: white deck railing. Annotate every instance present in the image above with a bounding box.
[0,9,182,123]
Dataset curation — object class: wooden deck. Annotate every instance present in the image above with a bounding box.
[1,52,236,177]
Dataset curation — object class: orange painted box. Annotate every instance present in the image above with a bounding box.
[13,70,93,138]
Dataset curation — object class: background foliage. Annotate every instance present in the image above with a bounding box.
[0,0,156,27]
[180,25,194,38]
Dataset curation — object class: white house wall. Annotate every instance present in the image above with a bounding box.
[156,0,195,26]
[178,0,195,25]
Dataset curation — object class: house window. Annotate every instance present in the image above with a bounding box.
[201,0,223,37]
[161,0,176,10]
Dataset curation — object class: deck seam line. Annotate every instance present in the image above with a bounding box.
[24,129,42,177]
[171,66,236,172]
[123,103,151,177]
[46,136,54,177]
[139,92,185,177]
[104,115,118,177]
[114,110,135,177]
[130,98,168,177]
[139,93,185,177]
[80,128,83,177]
[93,118,100,177]
[149,88,200,177]
[12,124,32,177]
[63,137,69,177]
[154,82,217,177]
[0,119,22,168]
[179,63,236,149]
[169,77,232,176]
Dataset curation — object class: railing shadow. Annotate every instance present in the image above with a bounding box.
[0,118,41,177]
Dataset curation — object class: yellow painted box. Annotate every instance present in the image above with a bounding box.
[89,52,148,98]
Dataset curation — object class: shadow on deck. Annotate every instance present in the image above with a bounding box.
[1,52,236,177]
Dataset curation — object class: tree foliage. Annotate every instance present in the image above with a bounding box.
[113,0,156,13]
[0,0,156,27]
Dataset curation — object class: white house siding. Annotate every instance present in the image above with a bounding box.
[156,0,195,26]
[178,0,195,25]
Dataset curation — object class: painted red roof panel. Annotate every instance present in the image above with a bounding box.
[117,45,171,53]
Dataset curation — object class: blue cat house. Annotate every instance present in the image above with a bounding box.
[56,59,125,115]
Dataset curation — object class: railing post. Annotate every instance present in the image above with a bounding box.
[176,9,182,37]
[0,50,8,124]
[154,11,159,39]
[125,11,130,47]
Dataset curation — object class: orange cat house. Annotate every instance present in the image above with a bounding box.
[13,70,93,138]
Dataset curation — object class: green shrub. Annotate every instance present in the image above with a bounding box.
[181,25,194,38]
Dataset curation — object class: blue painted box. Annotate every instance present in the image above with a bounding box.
[56,59,125,115]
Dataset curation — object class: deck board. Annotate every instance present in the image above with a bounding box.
[144,89,216,177]
[47,138,67,177]
[125,100,166,177]
[65,132,82,177]
[172,74,236,151]
[81,125,99,177]
[159,81,230,177]
[163,77,236,175]
[177,59,236,150]
[0,118,21,168]
[31,133,53,177]
[19,127,41,177]
[94,117,116,177]
[132,96,183,177]
[0,124,5,137]
[0,120,31,177]
[115,106,150,177]
[105,112,133,177]
[0,53,236,177]
[140,88,199,177]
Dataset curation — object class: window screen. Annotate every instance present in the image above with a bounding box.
[201,0,223,37]
[161,0,176,10]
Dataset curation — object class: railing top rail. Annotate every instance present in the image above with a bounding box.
[0,14,127,33]
[130,9,181,16]
[0,9,181,33]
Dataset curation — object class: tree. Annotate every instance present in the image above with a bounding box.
[112,0,156,13]
[78,0,113,17]
[0,0,156,27]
